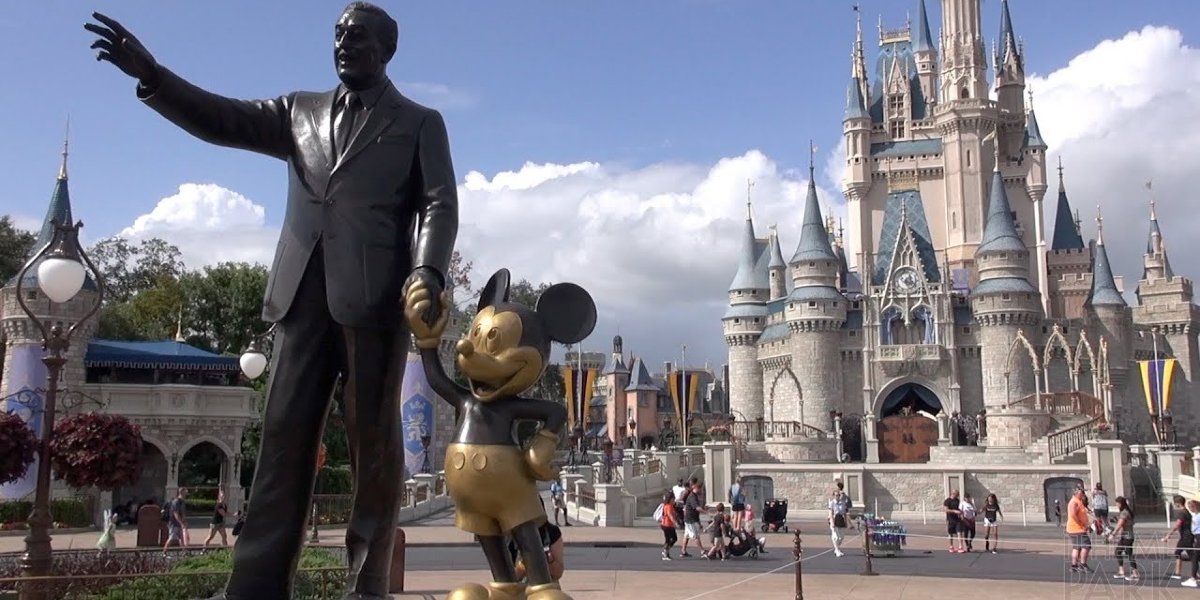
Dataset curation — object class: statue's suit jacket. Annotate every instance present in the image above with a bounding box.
[139,68,459,328]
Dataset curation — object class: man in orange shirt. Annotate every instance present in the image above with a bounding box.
[1066,487,1093,573]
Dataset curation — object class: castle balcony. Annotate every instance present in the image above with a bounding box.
[875,344,944,378]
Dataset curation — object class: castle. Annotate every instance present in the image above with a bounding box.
[722,0,1197,468]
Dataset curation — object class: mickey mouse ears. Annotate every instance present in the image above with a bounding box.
[536,282,597,345]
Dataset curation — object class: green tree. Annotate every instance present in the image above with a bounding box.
[0,216,37,283]
[88,236,186,303]
[181,262,269,354]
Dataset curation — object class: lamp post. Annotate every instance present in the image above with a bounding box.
[13,219,104,600]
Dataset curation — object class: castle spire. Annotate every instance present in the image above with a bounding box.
[997,0,1022,71]
[767,224,786,269]
[913,0,934,53]
[1050,157,1084,250]
[728,188,767,293]
[59,116,70,180]
[791,164,837,264]
[1087,207,1126,308]
[35,119,77,255]
[1023,90,1047,149]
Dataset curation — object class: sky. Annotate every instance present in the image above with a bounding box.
[3,0,1199,373]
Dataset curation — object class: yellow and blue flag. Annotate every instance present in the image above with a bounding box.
[1139,358,1178,415]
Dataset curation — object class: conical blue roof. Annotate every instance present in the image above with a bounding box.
[790,176,838,263]
[998,0,1022,70]
[1087,238,1126,308]
[1024,109,1047,149]
[1050,172,1084,250]
[913,0,935,53]
[767,230,786,269]
[844,77,868,121]
[728,214,768,292]
[977,168,1026,254]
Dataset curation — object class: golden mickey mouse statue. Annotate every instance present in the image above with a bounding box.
[405,268,596,600]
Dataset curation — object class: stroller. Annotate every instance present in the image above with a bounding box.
[723,528,766,559]
[761,498,789,533]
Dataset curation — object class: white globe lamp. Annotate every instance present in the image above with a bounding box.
[37,256,87,304]
[240,349,268,380]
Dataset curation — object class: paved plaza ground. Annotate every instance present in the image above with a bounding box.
[4,505,1198,598]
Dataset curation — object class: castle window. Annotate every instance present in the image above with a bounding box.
[753,318,759,323]
[952,212,957,229]
[734,318,740,324]
[962,327,970,334]
[833,302,839,307]
[890,121,905,139]
[809,262,815,267]
[808,301,816,307]
[25,291,37,300]
[849,331,857,337]
[1001,294,1011,301]
[966,150,972,168]
[852,301,861,309]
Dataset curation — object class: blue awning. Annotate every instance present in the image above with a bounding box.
[85,340,241,371]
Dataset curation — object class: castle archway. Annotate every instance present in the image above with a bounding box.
[876,382,943,464]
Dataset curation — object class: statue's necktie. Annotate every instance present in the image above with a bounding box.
[334,92,361,159]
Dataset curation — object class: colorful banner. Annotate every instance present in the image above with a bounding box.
[561,367,596,433]
[1139,358,1178,415]
[667,370,701,441]
[400,352,436,479]
[0,344,47,500]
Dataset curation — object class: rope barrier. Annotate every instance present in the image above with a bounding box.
[674,549,833,600]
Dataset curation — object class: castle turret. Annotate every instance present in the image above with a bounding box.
[843,35,873,264]
[1132,203,1199,442]
[939,0,989,103]
[785,167,846,432]
[994,0,1026,121]
[970,151,1042,410]
[767,225,787,300]
[616,358,658,445]
[1,129,100,499]
[1022,95,1050,313]
[723,199,769,422]
[912,0,938,106]
[1086,210,1134,406]
[1045,158,1092,319]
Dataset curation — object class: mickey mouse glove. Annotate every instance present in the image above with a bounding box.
[526,429,562,481]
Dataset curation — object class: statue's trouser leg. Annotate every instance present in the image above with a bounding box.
[226,246,343,599]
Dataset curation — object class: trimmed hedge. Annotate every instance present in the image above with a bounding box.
[315,465,352,495]
[0,498,92,529]
[83,547,344,600]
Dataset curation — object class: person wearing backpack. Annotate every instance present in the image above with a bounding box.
[655,491,680,560]
[729,477,747,530]
[1091,483,1111,535]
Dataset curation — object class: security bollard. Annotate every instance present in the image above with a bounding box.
[861,526,877,576]
[793,529,804,600]
[389,527,406,593]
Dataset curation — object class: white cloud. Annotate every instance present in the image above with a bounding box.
[1028,26,1200,296]
[118,183,278,268]
[398,81,478,110]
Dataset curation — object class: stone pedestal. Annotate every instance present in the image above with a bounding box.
[1192,446,1200,479]
[703,442,735,506]
[763,437,838,463]
[1158,449,1187,495]
[656,450,681,482]
[592,483,628,526]
[1087,439,1130,499]
[864,415,880,463]
[936,413,951,444]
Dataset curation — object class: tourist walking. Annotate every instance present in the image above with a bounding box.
[656,491,680,560]
[1066,487,1093,573]
[943,490,964,553]
[1181,499,1200,588]
[680,481,709,557]
[1106,496,1139,581]
[829,486,851,557]
[981,493,1002,553]
[703,503,730,560]
[203,489,229,548]
[1163,495,1193,580]
[163,487,188,554]
[549,480,569,526]
[959,493,978,552]
[1091,483,1111,534]
[729,477,746,530]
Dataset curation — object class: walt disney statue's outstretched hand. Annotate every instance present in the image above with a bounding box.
[85,12,161,88]
[404,279,451,349]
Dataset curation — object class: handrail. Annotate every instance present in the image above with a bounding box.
[1047,416,1100,460]
[1006,391,1104,420]
[730,420,828,442]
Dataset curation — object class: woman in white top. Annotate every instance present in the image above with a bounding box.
[959,493,978,552]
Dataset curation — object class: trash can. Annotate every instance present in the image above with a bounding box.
[389,527,406,593]
[136,505,163,547]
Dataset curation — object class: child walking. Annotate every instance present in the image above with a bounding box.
[656,491,680,560]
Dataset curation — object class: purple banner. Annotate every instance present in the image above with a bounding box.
[400,352,435,479]
[0,344,47,500]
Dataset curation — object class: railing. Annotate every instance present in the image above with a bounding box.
[1184,452,1196,477]
[311,494,353,525]
[730,420,828,441]
[0,567,347,599]
[1047,416,1101,460]
[646,458,662,474]
[1008,391,1104,420]
[569,486,595,511]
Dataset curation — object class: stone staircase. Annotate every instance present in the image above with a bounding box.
[1022,414,1095,465]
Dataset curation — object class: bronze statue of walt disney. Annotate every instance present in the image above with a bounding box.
[405,268,596,600]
